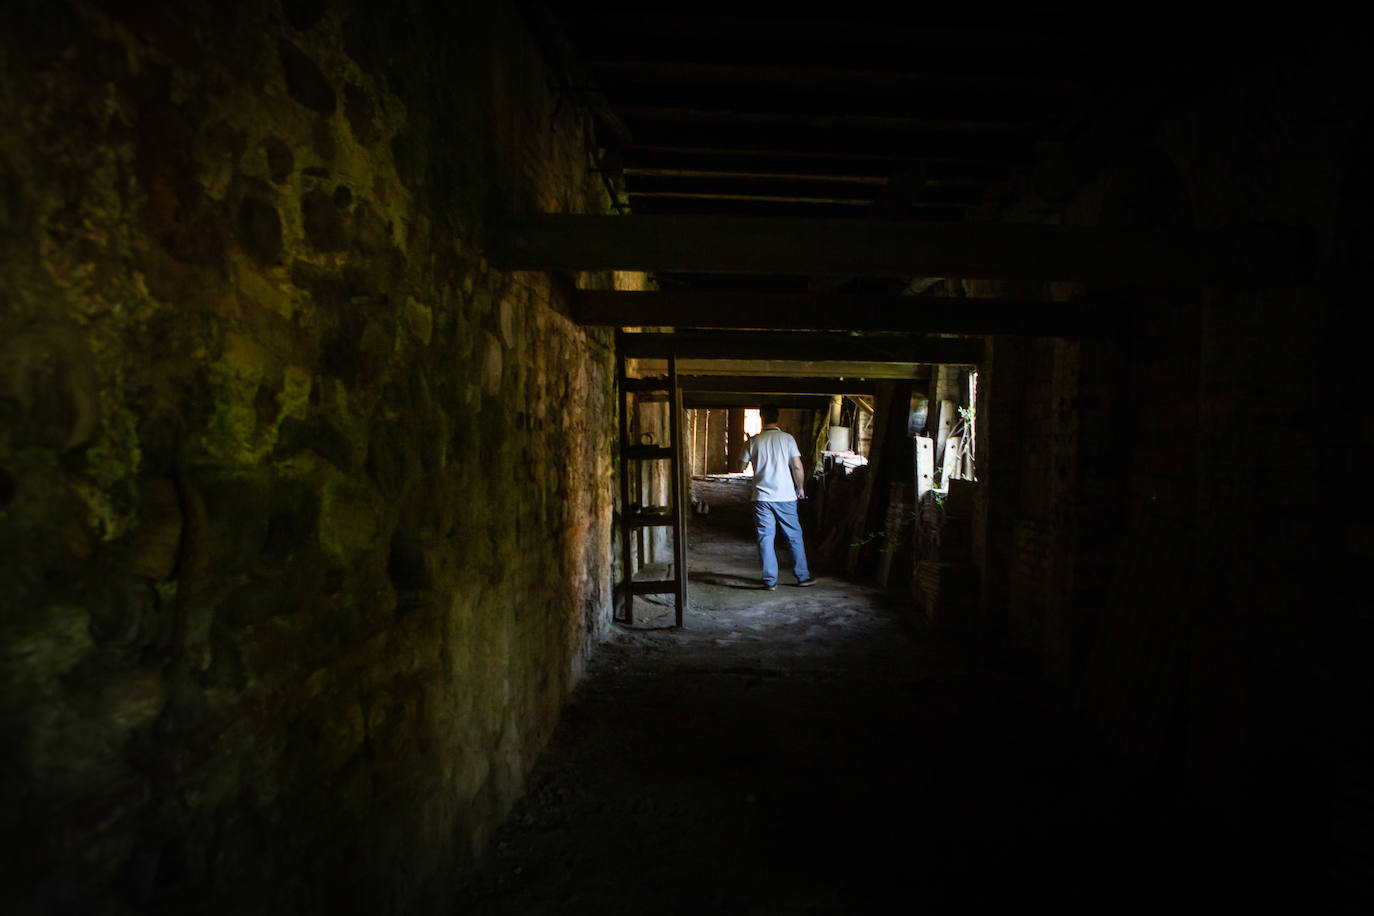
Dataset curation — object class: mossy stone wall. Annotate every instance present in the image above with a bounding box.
[0,1,618,910]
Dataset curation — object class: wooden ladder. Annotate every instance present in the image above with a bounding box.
[615,341,688,626]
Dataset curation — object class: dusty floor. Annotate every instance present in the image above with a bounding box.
[452,478,1271,914]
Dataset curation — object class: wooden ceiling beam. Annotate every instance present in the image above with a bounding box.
[620,149,1018,183]
[675,375,883,394]
[569,16,1133,58]
[588,61,1087,99]
[624,174,984,206]
[630,359,929,379]
[617,331,982,365]
[626,198,968,221]
[619,106,1028,136]
[490,215,1315,286]
[575,291,1104,337]
[683,392,832,409]
[617,122,1035,161]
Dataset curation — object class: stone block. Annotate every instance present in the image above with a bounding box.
[123,478,183,580]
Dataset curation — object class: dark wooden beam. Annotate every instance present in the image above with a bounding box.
[678,375,881,394]
[617,331,982,365]
[567,16,1140,66]
[625,174,984,207]
[620,121,1035,162]
[620,149,1017,183]
[490,215,1315,286]
[683,392,832,410]
[616,107,1029,136]
[576,291,1105,336]
[626,197,968,221]
[589,61,1086,100]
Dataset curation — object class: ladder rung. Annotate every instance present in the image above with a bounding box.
[623,445,675,460]
[630,580,679,595]
[626,512,676,527]
[622,376,671,392]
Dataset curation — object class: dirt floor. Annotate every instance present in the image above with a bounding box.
[451,478,1238,914]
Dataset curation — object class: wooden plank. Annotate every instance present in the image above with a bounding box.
[629,580,679,596]
[935,398,958,465]
[627,197,967,221]
[626,513,675,528]
[669,356,688,626]
[577,15,1136,56]
[617,106,1028,136]
[621,149,1016,184]
[614,122,1034,163]
[626,174,983,204]
[940,435,963,490]
[621,376,673,391]
[684,392,832,409]
[623,445,674,460]
[680,375,880,394]
[617,331,982,364]
[915,436,935,504]
[490,215,1314,286]
[634,359,927,379]
[727,408,746,469]
[628,375,882,394]
[591,61,1087,99]
[616,348,634,624]
[574,290,1106,336]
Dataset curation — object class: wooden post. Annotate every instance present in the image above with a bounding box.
[727,408,746,469]
[617,357,633,624]
[707,409,729,474]
[670,358,688,627]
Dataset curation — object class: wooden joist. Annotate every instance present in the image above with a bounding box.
[616,122,1034,162]
[627,174,984,205]
[627,197,967,221]
[490,215,1315,286]
[631,359,928,380]
[617,330,982,364]
[683,392,833,409]
[574,290,1106,336]
[621,149,1016,184]
[678,375,881,394]
[632,376,880,396]
[591,61,1086,101]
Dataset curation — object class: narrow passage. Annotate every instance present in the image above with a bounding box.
[456,479,1174,914]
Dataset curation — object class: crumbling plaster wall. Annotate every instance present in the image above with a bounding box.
[0,0,622,911]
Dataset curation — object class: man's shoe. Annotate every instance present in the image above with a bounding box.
[762,583,776,590]
[796,577,816,587]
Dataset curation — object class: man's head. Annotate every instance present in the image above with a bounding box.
[760,405,780,425]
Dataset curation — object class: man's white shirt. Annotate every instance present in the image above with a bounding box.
[741,428,801,502]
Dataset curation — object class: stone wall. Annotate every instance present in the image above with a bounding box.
[0,0,620,911]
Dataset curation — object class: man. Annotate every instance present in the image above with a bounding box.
[738,406,815,589]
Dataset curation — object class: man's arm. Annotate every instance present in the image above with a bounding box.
[737,435,752,473]
[790,456,805,498]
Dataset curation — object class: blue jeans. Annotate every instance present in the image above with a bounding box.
[753,500,810,586]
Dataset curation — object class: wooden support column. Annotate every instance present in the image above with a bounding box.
[706,409,729,473]
[727,408,746,468]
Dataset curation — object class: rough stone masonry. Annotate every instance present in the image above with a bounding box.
[0,1,624,911]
